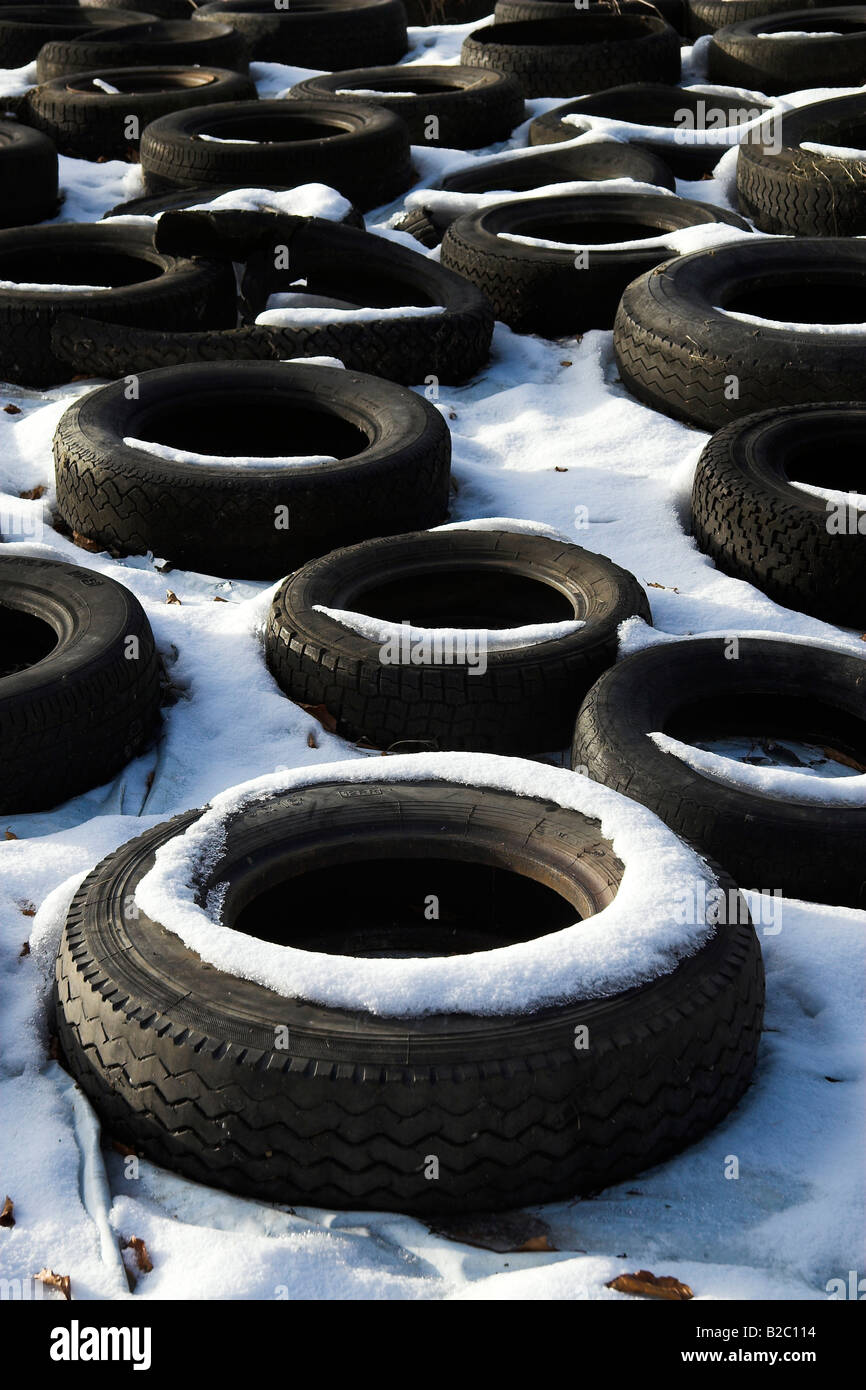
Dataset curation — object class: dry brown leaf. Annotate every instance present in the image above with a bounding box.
[606,1269,693,1301]
[5,829,18,840]
[0,1196,14,1228]
[121,1235,153,1273]
[554,466,568,473]
[560,360,573,367]
[213,595,228,603]
[19,941,30,958]
[165,589,182,605]
[19,902,35,917]
[821,745,866,773]
[516,1234,558,1253]
[307,730,318,749]
[34,1268,71,1300]
[300,702,338,734]
[19,485,45,500]
[72,531,102,553]
[3,403,22,415]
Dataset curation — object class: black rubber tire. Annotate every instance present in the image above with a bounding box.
[529,83,774,179]
[0,6,150,68]
[0,119,58,228]
[496,0,687,33]
[691,402,866,629]
[574,636,866,907]
[613,237,866,432]
[685,0,821,40]
[139,99,413,212]
[460,15,681,99]
[54,777,764,1214]
[402,0,490,20]
[0,221,236,387]
[266,529,651,753]
[707,7,866,96]
[737,92,866,236]
[440,191,750,336]
[82,0,193,18]
[0,555,160,815]
[192,0,408,68]
[103,183,365,228]
[287,65,525,151]
[25,66,257,161]
[394,140,677,248]
[50,215,494,386]
[53,361,451,579]
[35,19,248,84]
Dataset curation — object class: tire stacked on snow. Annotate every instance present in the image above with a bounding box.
[53,776,764,1213]
[0,119,58,228]
[103,185,365,225]
[529,83,775,180]
[287,66,525,150]
[0,221,236,387]
[0,555,160,814]
[191,0,408,67]
[707,7,866,96]
[440,191,750,336]
[36,19,248,83]
[265,529,652,753]
[139,100,413,211]
[496,0,687,32]
[573,636,866,907]
[685,0,822,39]
[691,402,866,629]
[53,361,452,578]
[49,215,495,387]
[395,140,677,248]
[25,66,258,161]
[613,237,866,431]
[461,14,681,98]
[0,6,151,67]
[737,92,866,236]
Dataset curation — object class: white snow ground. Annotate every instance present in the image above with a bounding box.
[0,21,864,1303]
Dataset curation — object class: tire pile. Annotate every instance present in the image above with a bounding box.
[1,0,863,1217]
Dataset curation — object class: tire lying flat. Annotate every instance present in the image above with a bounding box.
[529,83,774,180]
[139,99,413,212]
[25,65,258,161]
[0,5,150,68]
[0,119,58,228]
[287,64,525,150]
[54,777,763,1213]
[192,0,408,67]
[737,92,866,236]
[613,237,866,431]
[50,215,494,387]
[574,636,866,907]
[461,14,681,98]
[0,555,160,814]
[53,361,452,579]
[691,403,866,629]
[103,184,365,228]
[686,0,822,39]
[36,19,247,83]
[440,191,750,336]
[0,221,236,388]
[707,7,866,96]
[266,528,651,753]
[497,0,686,30]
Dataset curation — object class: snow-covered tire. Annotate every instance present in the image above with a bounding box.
[574,636,866,907]
[0,119,58,228]
[707,8,866,97]
[529,82,774,179]
[685,0,819,39]
[53,777,763,1213]
[287,65,525,150]
[25,65,257,161]
[191,0,408,68]
[35,19,247,83]
[139,99,413,212]
[440,191,750,336]
[103,184,365,227]
[736,92,866,237]
[461,14,680,98]
[0,555,160,815]
[50,215,494,386]
[0,5,149,68]
[0,221,236,387]
[265,529,651,753]
[613,237,866,431]
[393,140,676,248]
[691,403,866,629]
[53,361,451,579]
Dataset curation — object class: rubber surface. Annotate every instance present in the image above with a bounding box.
[192,0,408,67]
[0,5,150,67]
[707,7,866,96]
[0,119,58,228]
[35,18,247,82]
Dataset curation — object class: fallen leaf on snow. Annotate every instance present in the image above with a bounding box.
[34,1268,71,1300]
[4,829,18,840]
[19,941,30,958]
[165,589,182,605]
[121,1235,153,1273]
[19,485,45,499]
[307,730,318,748]
[19,902,35,917]
[606,1269,693,1301]
[0,1196,14,1228]
[3,403,22,415]
[72,531,102,552]
[300,702,338,734]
